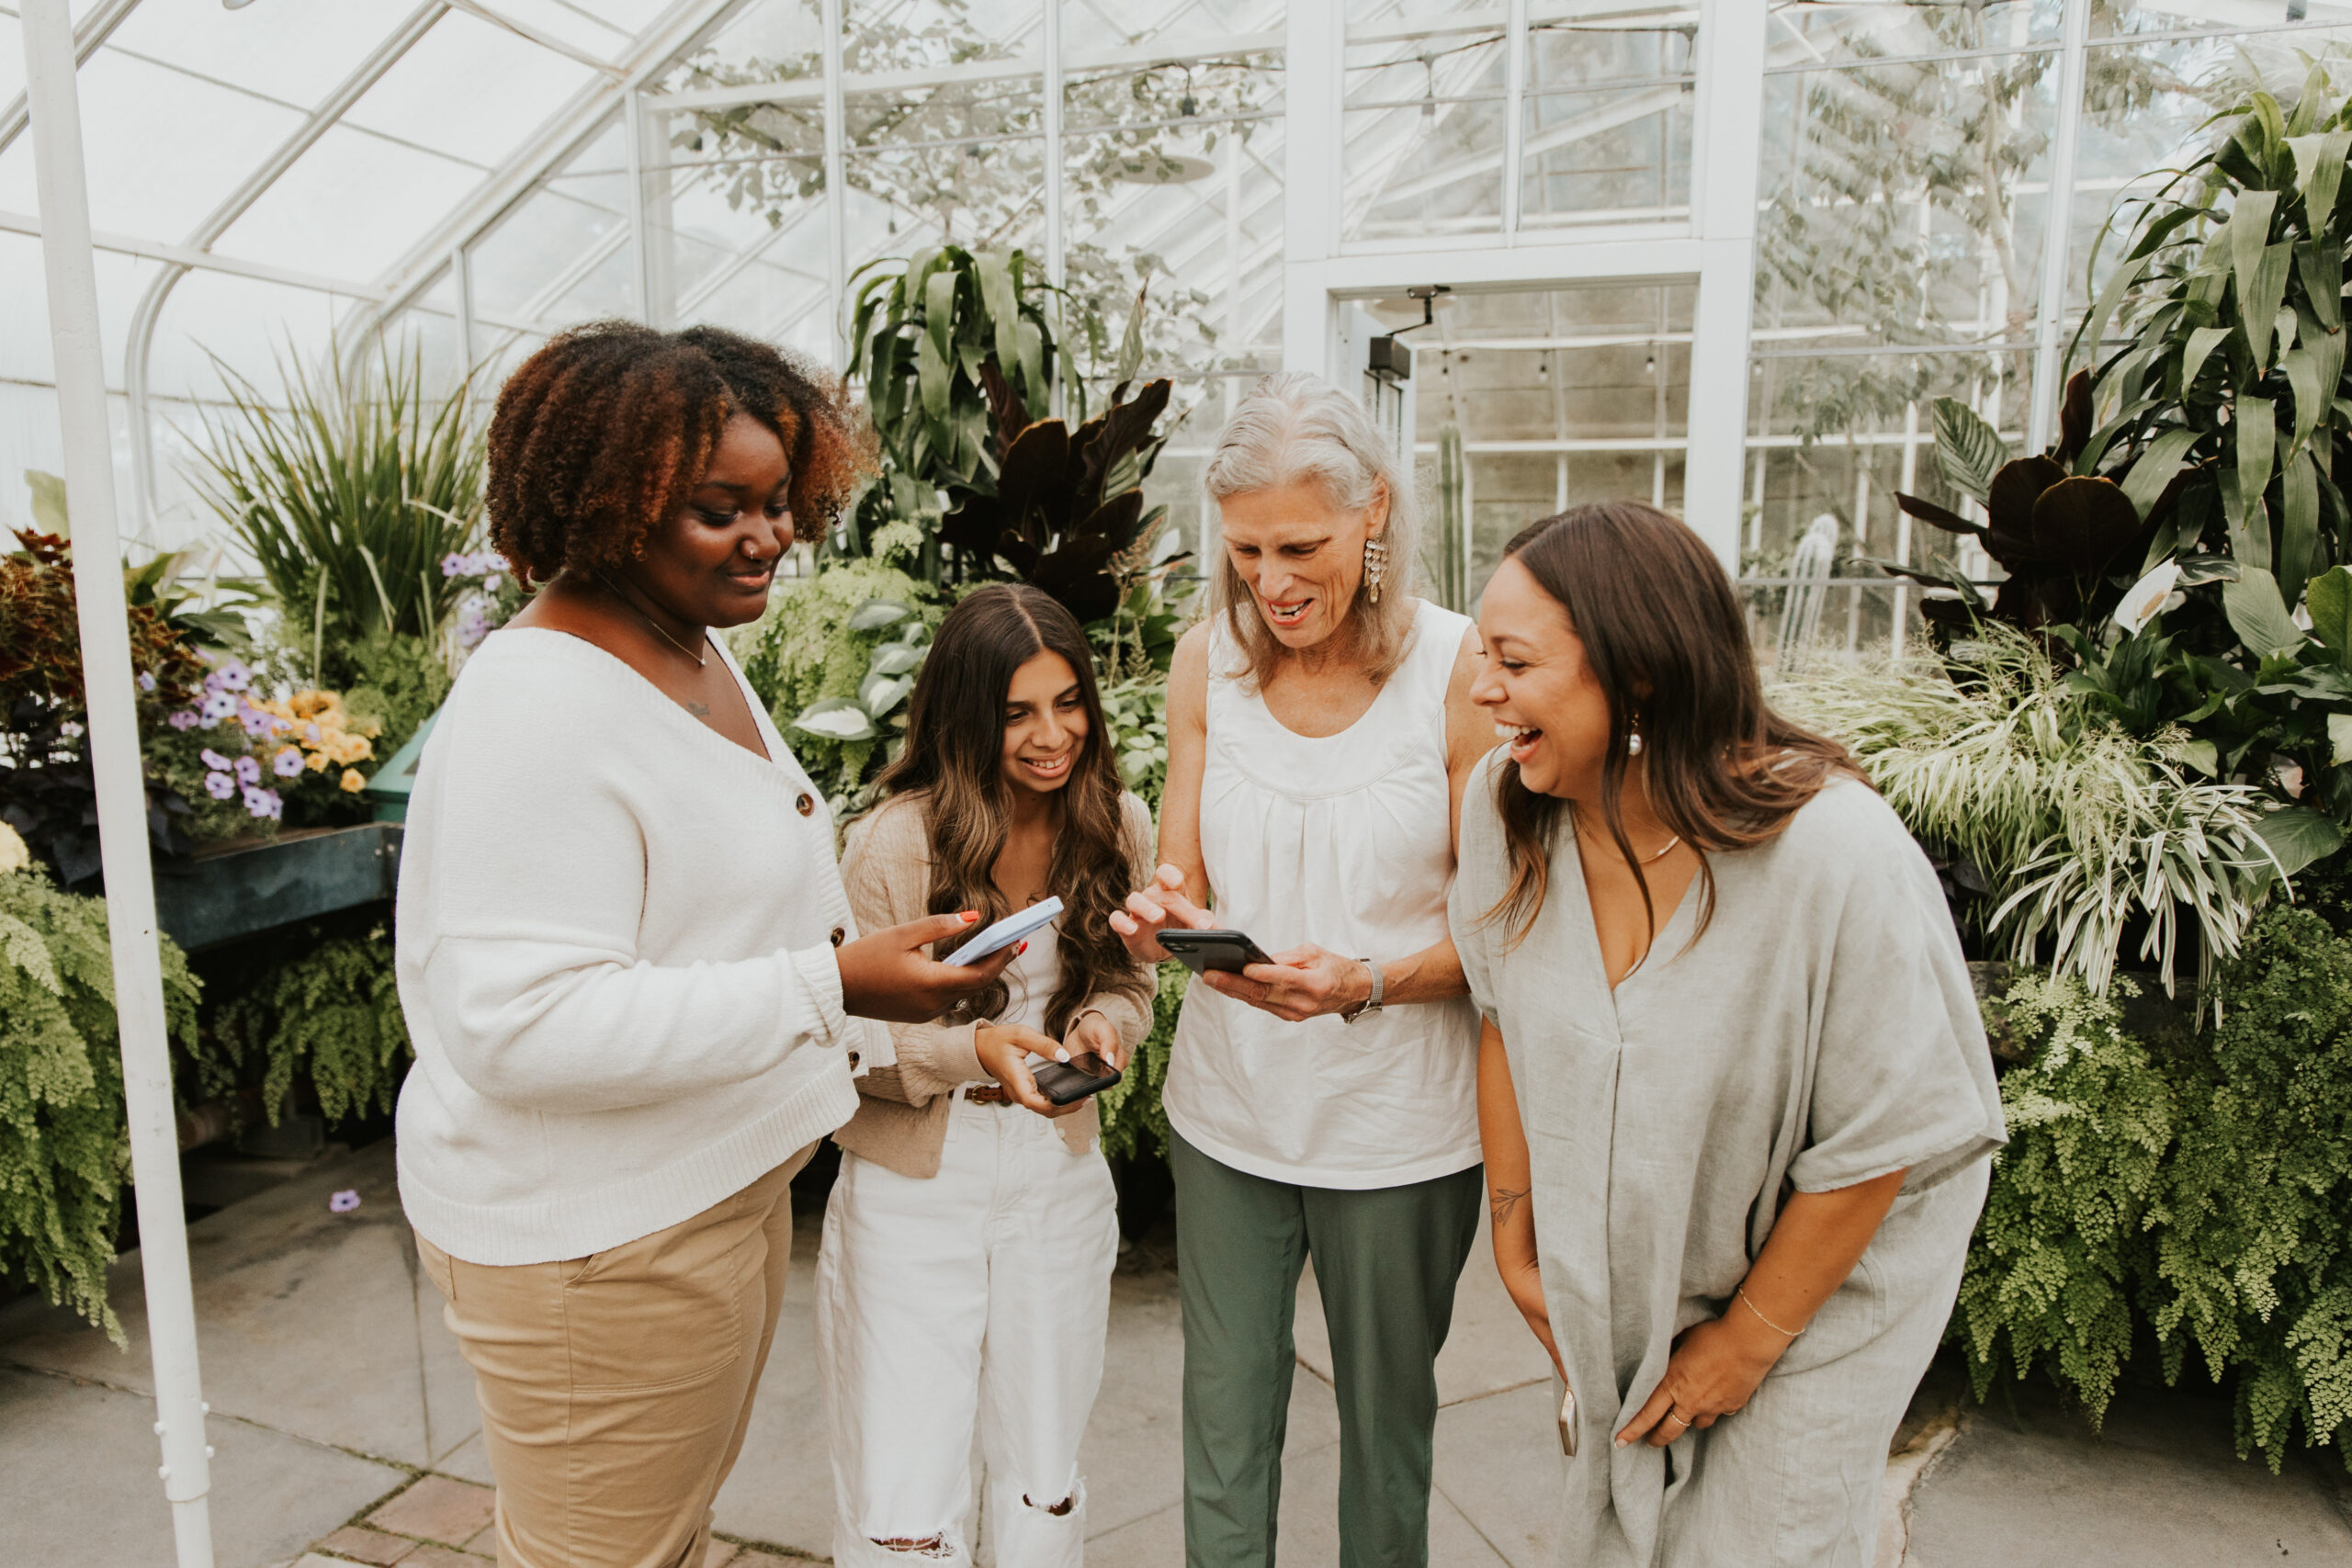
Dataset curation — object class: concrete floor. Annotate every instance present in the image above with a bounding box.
[3,1141,2348,1567]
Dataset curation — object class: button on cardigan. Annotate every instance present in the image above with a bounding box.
[393,626,882,1266]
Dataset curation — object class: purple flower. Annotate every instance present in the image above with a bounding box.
[233,755,262,785]
[137,671,156,693]
[204,773,236,800]
[199,748,232,772]
[201,691,236,722]
[441,552,469,578]
[212,659,251,693]
[327,1189,361,1213]
[242,784,281,819]
[238,704,275,738]
[456,601,492,650]
[168,709,201,731]
[272,748,304,778]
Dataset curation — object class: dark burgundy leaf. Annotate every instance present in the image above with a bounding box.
[1894,491,1982,536]
[2030,476,2141,572]
[977,359,1028,460]
[1984,456,2067,564]
[2055,369,2093,465]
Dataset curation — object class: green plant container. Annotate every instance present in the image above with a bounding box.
[364,709,439,824]
[152,823,403,953]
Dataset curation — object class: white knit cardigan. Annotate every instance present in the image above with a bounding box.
[393,626,880,1265]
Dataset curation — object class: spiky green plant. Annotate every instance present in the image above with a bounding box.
[1771,626,2280,993]
[186,350,485,689]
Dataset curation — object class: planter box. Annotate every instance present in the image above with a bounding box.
[153,823,403,953]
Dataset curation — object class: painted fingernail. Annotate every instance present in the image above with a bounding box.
[961,911,979,923]
[1055,1048,1070,1063]
[1016,941,1029,954]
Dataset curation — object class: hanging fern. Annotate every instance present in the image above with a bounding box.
[0,863,199,1341]
[207,927,409,1125]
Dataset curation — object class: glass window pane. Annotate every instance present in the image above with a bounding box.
[104,0,419,110]
[1065,0,1287,56]
[1519,5,1694,228]
[1342,3,1507,240]
[211,126,481,281]
[843,0,1040,71]
[0,51,301,240]
[469,118,635,327]
[338,9,594,169]
[1765,1,2057,64]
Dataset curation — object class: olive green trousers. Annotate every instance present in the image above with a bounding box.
[1171,1130,1483,1568]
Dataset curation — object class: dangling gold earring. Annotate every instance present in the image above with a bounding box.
[1363,535,1387,604]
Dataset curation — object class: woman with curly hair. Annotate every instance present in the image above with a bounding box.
[395,321,1019,1568]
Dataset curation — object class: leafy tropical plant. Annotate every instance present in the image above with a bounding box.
[1890,77,2352,838]
[187,351,486,694]
[842,246,1074,573]
[0,859,199,1340]
[940,376,1174,623]
[1770,626,2285,993]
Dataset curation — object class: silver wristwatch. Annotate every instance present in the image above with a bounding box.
[1340,958,1385,1024]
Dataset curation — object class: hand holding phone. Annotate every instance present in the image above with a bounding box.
[1158,928,1277,976]
[1031,1051,1123,1106]
[945,896,1063,966]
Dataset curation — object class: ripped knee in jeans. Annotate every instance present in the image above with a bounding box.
[1020,1493,1077,1517]
[869,1537,956,1557]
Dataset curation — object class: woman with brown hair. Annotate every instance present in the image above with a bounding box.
[396,321,1018,1568]
[819,583,1156,1567]
[1450,501,2005,1566]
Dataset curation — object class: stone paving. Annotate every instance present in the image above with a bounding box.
[3,1140,2348,1566]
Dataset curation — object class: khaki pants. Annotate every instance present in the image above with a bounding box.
[414,1145,816,1568]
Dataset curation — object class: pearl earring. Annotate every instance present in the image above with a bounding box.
[1363,535,1387,604]
[1627,730,1644,757]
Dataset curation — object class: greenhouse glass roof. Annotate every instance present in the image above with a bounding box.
[5,0,2352,653]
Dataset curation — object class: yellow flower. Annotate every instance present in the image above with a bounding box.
[0,821,28,874]
[305,750,332,773]
[339,768,368,794]
[327,731,374,765]
[289,690,345,721]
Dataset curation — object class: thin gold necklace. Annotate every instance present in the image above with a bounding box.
[597,573,707,668]
[1569,803,1679,865]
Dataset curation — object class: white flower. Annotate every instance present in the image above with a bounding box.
[2113,558,2182,635]
[0,821,28,874]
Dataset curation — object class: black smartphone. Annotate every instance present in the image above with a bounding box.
[1032,1051,1123,1106]
[1159,928,1276,976]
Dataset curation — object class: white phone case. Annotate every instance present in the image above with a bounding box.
[944,896,1064,966]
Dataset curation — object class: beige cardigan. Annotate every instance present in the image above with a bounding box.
[833,789,1159,1179]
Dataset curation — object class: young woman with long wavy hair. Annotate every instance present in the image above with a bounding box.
[818,583,1155,1568]
[1450,501,2007,1566]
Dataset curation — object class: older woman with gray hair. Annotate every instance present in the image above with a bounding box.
[1112,372,1490,1568]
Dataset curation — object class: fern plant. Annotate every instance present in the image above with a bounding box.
[206,928,409,1126]
[0,863,199,1340]
[1955,971,2177,1424]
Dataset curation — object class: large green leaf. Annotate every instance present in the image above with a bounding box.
[2229,189,2279,326]
[2297,237,2345,332]
[2283,344,2330,448]
[2330,712,2352,764]
[2180,325,2233,394]
[2234,395,2277,567]
[2280,447,2323,597]
[2223,565,2305,657]
[1930,397,2009,506]
[975,250,1021,384]
[2244,242,2294,369]
[914,329,951,423]
[845,597,912,631]
[792,697,879,742]
[2254,806,2343,878]
[2289,129,2350,235]
[2306,565,2352,660]
[2120,427,2200,521]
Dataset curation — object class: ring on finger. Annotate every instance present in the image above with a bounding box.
[1664,1409,1693,1429]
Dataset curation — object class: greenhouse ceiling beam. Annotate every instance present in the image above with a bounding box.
[125,0,450,536]
[364,0,758,338]
[650,30,1283,114]
[0,0,141,159]
[446,0,626,76]
[0,207,386,296]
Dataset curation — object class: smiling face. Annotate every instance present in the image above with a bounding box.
[631,411,794,628]
[1000,648,1089,796]
[1216,477,1386,653]
[1470,556,1618,801]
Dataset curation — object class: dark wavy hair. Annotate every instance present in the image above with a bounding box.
[876,585,1145,1035]
[485,321,873,585]
[1487,501,1862,946]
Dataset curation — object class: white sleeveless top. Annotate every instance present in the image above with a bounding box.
[1163,598,1484,1189]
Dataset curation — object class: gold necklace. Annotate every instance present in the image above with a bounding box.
[1568,803,1679,865]
[597,573,707,668]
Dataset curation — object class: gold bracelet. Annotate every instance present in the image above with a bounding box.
[1736,1285,1804,1339]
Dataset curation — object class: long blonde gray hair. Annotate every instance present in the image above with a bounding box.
[1202,372,1421,689]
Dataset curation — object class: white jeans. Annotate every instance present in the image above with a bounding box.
[817,1091,1120,1567]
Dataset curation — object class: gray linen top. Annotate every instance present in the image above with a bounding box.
[1448,758,2005,1564]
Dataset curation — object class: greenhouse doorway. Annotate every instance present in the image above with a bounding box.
[1343,281,1695,616]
